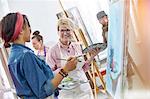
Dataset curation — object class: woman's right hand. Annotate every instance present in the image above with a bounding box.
[63,57,78,73]
[51,57,77,89]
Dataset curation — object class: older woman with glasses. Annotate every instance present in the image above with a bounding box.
[46,18,93,99]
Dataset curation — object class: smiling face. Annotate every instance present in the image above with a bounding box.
[58,25,73,43]
[57,18,75,44]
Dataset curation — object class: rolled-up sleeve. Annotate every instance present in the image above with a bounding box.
[21,52,55,98]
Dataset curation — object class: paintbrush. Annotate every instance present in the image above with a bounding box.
[56,54,85,62]
[56,58,82,62]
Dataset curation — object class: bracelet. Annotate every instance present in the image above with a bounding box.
[59,69,68,77]
[59,70,65,77]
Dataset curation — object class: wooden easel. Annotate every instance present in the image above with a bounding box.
[78,28,106,99]
[58,1,106,98]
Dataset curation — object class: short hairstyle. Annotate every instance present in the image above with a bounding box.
[57,18,74,31]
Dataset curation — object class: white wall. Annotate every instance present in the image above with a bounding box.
[0,0,9,19]
[7,0,109,49]
[8,0,64,49]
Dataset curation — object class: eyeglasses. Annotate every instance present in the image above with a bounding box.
[59,29,71,33]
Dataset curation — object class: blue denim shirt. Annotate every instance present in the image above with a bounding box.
[8,44,55,99]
